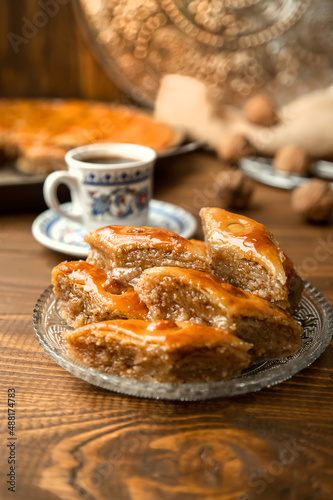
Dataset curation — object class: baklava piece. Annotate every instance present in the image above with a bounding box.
[62,319,252,383]
[200,207,304,311]
[189,239,208,256]
[85,226,211,285]
[0,99,178,174]
[135,267,303,362]
[52,261,148,328]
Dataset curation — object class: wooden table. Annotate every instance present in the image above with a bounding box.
[1,152,333,500]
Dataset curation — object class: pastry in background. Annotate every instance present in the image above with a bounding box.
[200,207,303,311]
[135,266,303,363]
[62,319,252,383]
[17,144,68,174]
[85,225,211,285]
[0,99,178,174]
[52,260,148,328]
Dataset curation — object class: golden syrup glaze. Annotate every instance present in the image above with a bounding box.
[189,239,208,256]
[51,261,148,319]
[0,99,176,152]
[85,226,208,260]
[200,207,287,284]
[62,319,252,351]
[137,267,303,330]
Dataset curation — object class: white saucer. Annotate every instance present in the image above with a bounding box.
[32,200,197,257]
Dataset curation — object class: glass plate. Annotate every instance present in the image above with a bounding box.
[32,282,333,401]
[241,157,333,190]
[240,157,308,190]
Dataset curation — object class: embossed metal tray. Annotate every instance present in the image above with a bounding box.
[241,157,333,190]
[32,282,332,401]
[75,0,333,107]
[240,157,309,190]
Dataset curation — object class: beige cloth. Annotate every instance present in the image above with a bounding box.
[155,74,333,158]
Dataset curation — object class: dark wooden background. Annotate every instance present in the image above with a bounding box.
[0,0,120,100]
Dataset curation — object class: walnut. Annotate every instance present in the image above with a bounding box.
[217,132,254,162]
[244,93,278,127]
[216,169,254,209]
[103,278,125,295]
[274,145,310,175]
[291,179,333,223]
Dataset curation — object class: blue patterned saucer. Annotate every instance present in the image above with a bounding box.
[32,200,197,257]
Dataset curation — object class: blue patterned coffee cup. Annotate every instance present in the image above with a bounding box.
[43,143,156,230]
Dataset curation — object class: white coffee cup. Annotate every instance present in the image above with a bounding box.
[43,143,156,231]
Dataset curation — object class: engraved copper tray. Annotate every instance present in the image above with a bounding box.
[75,0,333,107]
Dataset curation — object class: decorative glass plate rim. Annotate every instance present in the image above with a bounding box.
[32,281,333,401]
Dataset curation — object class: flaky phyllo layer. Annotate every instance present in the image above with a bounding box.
[52,212,304,383]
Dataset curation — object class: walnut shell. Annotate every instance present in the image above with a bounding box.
[244,93,278,127]
[217,133,254,162]
[274,145,310,175]
[216,169,254,209]
[291,179,333,223]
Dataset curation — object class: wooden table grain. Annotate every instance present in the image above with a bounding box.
[1,152,333,500]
